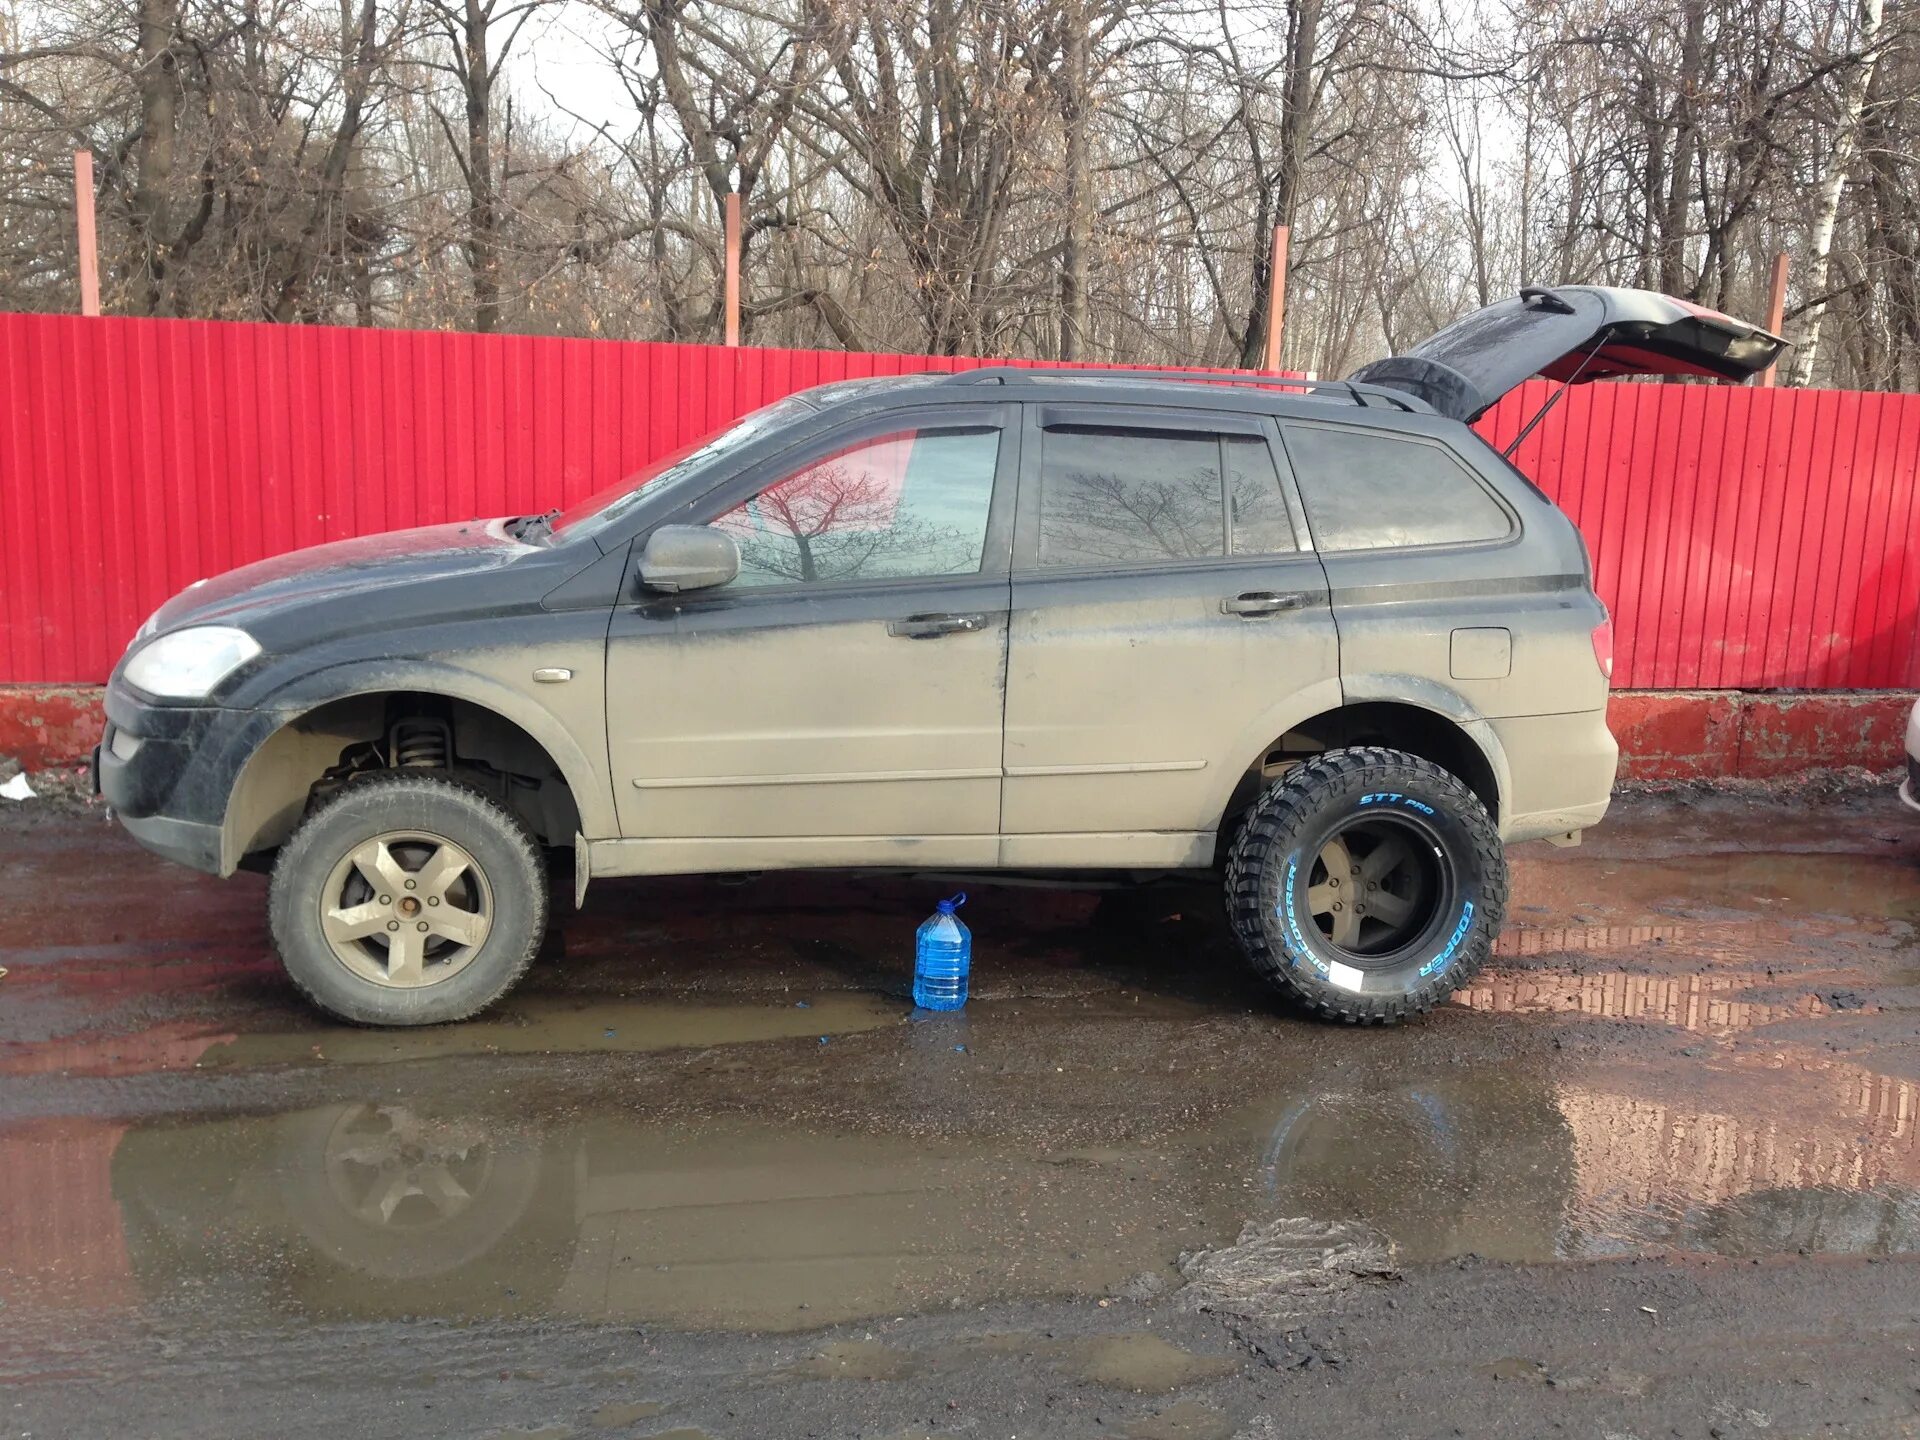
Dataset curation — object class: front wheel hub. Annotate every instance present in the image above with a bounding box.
[319,831,493,988]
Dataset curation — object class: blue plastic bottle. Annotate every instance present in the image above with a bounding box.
[913,893,971,1011]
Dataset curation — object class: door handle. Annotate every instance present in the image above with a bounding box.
[888,612,991,639]
[1220,591,1311,617]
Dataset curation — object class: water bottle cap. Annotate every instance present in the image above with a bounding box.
[937,892,967,915]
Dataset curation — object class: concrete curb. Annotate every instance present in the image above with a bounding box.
[1,684,1910,782]
[1606,690,1912,779]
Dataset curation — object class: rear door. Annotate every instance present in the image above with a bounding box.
[1276,413,1607,720]
[999,403,1341,868]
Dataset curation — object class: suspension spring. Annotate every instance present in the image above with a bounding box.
[389,718,450,770]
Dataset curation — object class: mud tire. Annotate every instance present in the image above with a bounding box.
[268,772,547,1026]
[1225,746,1506,1024]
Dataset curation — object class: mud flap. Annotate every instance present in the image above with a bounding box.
[573,832,590,909]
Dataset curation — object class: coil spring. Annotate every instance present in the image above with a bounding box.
[389,719,449,770]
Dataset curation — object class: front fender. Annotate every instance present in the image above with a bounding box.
[221,651,616,869]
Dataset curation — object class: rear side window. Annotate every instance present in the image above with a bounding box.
[1225,434,1296,555]
[1281,425,1511,551]
[1036,426,1296,567]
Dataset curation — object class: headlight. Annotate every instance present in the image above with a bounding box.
[122,626,261,699]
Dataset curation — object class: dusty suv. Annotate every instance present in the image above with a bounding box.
[97,286,1785,1027]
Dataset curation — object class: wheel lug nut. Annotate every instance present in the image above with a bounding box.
[387,921,400,932]
[1350,866,1360,877]
[417,921,429,932]
[427,897,439,907]
[1332,901,1343,911]
[379,894,391,905]
[404,879,417,891]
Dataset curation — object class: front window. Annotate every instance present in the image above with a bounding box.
[709,426,1000,587]
[550,394,814,538]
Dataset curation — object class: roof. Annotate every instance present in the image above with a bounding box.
[799,366,1437,417]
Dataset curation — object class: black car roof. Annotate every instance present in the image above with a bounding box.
[798,367,1439,419]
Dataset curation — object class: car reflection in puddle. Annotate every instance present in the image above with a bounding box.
[91,1054,1920,1333]
[1258,1071,1920,1263]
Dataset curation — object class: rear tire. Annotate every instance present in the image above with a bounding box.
[1225,746,1506,1024]
[268,772,547,1026]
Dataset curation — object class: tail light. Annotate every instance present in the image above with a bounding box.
[1591,614,1615,682]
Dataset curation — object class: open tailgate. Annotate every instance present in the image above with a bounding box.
[1348,285,1789,423]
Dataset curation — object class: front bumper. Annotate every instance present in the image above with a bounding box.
[95,682,279,876]
[116,804,225,872]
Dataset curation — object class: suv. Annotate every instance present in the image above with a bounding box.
[97,286,1785,1027]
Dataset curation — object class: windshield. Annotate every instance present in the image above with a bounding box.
[550,394,814,538]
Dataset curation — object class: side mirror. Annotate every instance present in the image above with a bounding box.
[637,524,740,593]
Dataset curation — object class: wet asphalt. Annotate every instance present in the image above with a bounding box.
[2,786,1919,1439]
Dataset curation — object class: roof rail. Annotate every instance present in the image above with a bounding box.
[937,365,1418,410]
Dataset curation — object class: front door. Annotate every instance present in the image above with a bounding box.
[603,404,1016,873]
[1000,403,1342,868]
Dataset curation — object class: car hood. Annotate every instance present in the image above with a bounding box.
[148,519,531,633]
[1349,285,1789,422]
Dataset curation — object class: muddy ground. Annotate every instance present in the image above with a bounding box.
[2,787,1918,1439]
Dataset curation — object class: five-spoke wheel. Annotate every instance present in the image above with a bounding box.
[269,772,547,1025]
[1302,814,1446,959]
[319,833,494,988]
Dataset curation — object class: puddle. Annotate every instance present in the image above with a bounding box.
[1495,919,1766,958]
[6,810,1920,1339]
[591,1400,664,1427]
[7,1044,1918,1329]
[1457,967,1832,1033]
[1520,851,1920,927]
[1477,1355,1548,1383]
[1257,1066,1920,1263]
[194,993,903,1070]
[782,1340,917,1381]
[1064,1333,1234,1393]
[1127,1400,1235,1440]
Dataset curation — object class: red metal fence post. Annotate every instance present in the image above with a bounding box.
[1260,224,1289,372]
[1760,252,1789,387]
[73,151,100,318]
[723,193,741,347]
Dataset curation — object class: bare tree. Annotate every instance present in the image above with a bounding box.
[4,0,1919,388]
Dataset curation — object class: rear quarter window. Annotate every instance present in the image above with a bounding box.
[1281,424,1513,552]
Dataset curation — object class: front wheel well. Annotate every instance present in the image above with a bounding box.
[226,692,581,866]
[1221,702,1501,844]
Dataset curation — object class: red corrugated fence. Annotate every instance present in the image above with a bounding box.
[2,311,1916,690]
[1480,381,1920,692]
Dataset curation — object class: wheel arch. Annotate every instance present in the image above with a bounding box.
[222,664,612,870]
[1213,684,1512,847]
